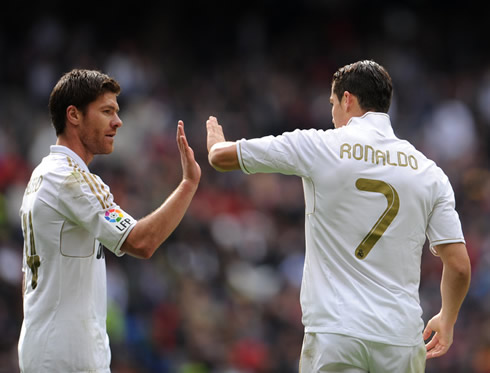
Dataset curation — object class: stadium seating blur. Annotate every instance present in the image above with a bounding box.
[0,2,488,372]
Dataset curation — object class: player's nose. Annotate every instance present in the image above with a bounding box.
[112,114,123,128]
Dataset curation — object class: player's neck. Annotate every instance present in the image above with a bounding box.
[56,135,94,165]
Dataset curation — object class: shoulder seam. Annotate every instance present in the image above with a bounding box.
[66,156,109,209]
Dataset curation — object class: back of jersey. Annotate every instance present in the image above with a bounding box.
[300,113,464,346]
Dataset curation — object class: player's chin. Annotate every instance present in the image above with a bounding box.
[101,144,115,154]
[104,138,116,150]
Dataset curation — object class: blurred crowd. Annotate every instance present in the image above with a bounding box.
[0,2,489,372]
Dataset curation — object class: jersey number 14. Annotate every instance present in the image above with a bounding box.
[21,211,40,289]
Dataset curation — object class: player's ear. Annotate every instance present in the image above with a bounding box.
[66,105,81,127]
[343,91,359,112]
[342,91,351,110]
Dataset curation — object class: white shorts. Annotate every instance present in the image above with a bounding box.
[299,332,426,373]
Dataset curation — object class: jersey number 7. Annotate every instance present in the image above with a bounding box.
[354,178,400,260]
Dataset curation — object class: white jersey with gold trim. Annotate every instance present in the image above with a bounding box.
[237,112,465,346]
[18,145,136,373]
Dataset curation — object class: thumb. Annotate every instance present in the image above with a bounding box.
[423,324,433,341]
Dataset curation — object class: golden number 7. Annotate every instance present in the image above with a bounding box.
[354,178,400,260]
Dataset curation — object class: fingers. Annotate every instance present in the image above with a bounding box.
[426,342,449,359]
[176,120,192,160]
[177,120,183,143]
[179,131,189,150]
[422,325,432,341]
[177,120,190,145]
[425,332,450,359]
[206,116,219,129]
[424,324,439,358]
[425,333,438,351]
[177,120,185,139]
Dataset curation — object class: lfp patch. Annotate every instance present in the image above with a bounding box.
[105,209,124,223]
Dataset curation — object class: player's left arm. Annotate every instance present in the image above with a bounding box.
[206,116,240,172]
[423,242,471,359]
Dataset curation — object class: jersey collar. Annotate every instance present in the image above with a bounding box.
[346,112,395,137]
[50,145,90,172]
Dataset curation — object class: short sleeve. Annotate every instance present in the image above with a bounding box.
[58,170,136,256]
[237,129,321,177]
[426,177,465,255]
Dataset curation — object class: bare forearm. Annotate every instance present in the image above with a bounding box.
[424,243,470,359]
[440,260,471,324]
[122,179,198,258]
[434,243,471,324]
[208,142,240,171]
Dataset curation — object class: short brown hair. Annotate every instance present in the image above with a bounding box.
[48,69,121,136]
[332,60,392,113]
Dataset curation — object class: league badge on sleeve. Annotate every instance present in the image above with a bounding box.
[105,209,123,223]
[103,208,134,232]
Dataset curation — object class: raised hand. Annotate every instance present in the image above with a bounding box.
[177,120,201,185]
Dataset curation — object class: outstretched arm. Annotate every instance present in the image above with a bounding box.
[121,120,201,259]
[206,116,240,172]
[423,242,471,359]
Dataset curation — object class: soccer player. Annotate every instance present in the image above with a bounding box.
[206,60,471,372]
[18,69,201,372]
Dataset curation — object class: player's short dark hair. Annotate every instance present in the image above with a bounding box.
[332,60,392,113]
[48,69,121,136]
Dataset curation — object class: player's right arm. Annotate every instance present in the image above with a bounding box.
[423,242,471,359]
[121,120,201,259]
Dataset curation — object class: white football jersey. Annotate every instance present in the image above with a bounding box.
[237,112,465,346]
[18,145,136,372]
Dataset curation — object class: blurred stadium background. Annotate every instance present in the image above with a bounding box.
[0,1,489,372]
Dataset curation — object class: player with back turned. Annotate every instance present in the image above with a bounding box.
[18,69,201,372]
[206,60,471,372]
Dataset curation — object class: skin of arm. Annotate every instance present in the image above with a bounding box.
[423,242,471,359]
[120,121,201,259]
[206,116,240,172]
